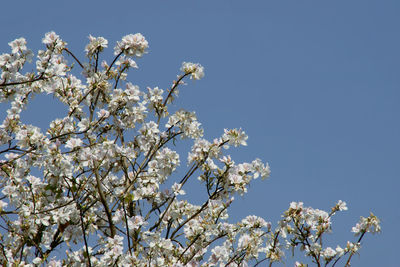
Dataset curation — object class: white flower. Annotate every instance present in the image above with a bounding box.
[251,158,271,179]
[26,175,42,191]
[229,172,243,188]
[77,118,90,131]
[181,62,205,80]
[65,138,83,149]
[115,56,138,68]
[337,200,348,211]
[97,109,110,118]
[128,216,147,230]
[335,245,345,257]
[8,38,27,54]
[238,234,251,250]
[222,128,248,147]
[104,235,124,259]
[114,33,148,57]
[304,208,330,231]
[289,202,304,210]
[352,213,381,235]
[48,259,62,267]
[85,35,108,56]
[172,183,185,196]
[0,53,11,67]
[42,31,60,45]
[308,242,322,254]
[322,247,336,260]
[33,257,42,265]
[188,138,212,163]
[125,82,141,102]
[242,215,269,229]
[346,241,360,253]
[147,87,163,104]
[210,245,229,263]
[166,110,203,139]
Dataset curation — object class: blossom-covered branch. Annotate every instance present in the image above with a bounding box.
[0,32,379,266]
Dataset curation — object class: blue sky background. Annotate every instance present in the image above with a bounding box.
[1,1,399,266]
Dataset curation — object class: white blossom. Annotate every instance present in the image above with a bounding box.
[8,37,27,54]
[222,128,248,147]
[114,33,148,57]
[322,247,336,260]
[181,62,205,80]
[352,213,381,235]
[65,137,83,149]
[42,31,60,45]
[85,35,108,56]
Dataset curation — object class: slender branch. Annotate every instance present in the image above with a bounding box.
[93,165,116,237]
[162,73,190,106]
[94,50,99,73]
[122,201,132,255]
[77,202,92,267]
[268,230,281,267]
[106,51,123,75]
[114,65,128,89]
[344,231,365,267]
[0,75,48,88]
[63,48,84,69]
[168,189,218,240]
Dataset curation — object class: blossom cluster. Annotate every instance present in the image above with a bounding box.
[0,33,379,266]
[181,62,205,80]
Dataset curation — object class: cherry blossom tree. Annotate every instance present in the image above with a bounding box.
[0,32,380,266]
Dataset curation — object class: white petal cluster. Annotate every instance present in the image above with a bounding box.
[37,33,68,79]
[42,31,60,45]
[65,137,83,149]
[336,200,348,211]
[114,33,148,57]
[145,86,164,111]
[322,246,336,261]
[352,213,381,235]
[251,158,271,179]
[148,147,180,182]
[241,215,270,229]
[222,128,248,147]
[8,37,28,54]
[115,55,137,69]
[42,31,66,52]
[15,125,48,149]
[1,38,33,86]
[188,138,220,163]
[85,35,108,56]
[181,62,205,80]
[166,110,203,139]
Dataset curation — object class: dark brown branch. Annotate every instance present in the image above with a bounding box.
[63,48,84,69]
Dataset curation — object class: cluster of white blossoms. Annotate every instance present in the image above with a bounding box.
[85,35,108,56]
[277,201,380,266]
[181,62,205,80]
[351,213,381,235]
[0,32,379,266]
[114,33,149,57]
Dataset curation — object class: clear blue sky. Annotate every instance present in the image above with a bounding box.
[1,1,399,266]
